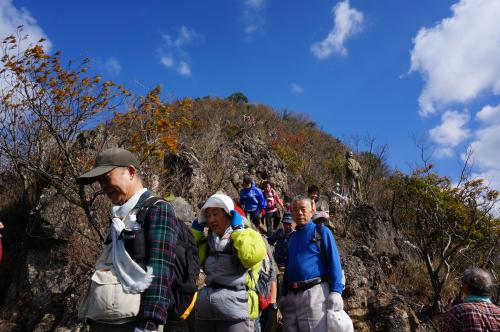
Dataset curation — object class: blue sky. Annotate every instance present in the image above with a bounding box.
[2,0,500,193]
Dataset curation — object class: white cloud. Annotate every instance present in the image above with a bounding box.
[160,55,174,68]
[175,26,197,48]
[435,147,454,158]
[177,61,191,77]
[468,104,500,172]
[291,83,304,95]
[0,0,51,51]
[476,104,500,124]
[246,0,264,9]
[410,0,500,116]
[453,104,500,215]
[244,24,259,34]
[102,57,121,75]
[429,110,470,147]
[242,0,265,35]
[310,0,363,59]
[159,26,199,77]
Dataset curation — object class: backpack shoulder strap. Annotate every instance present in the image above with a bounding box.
[314,223,326,262]
[135,195,166,225]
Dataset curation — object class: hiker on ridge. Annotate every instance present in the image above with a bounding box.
[267,212,295,270]
[307,185,320,212]
[262,180,284,236]
[191,193,267,332]
[239,175,267,232]
[77,147,179,332]
[281,195,344,332]
[442,267,500,332]
[345,151,363,202]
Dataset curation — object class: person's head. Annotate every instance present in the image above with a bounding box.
[346,151,354,158]
[461,268,495,298]
[199,193,234,236]
[242,175,252,189]
[312,210,329,225]
[291,195,314,227]
[307,185,320,202]
[77,148,143,205]
[262,180,271,192]
[282,213,295,233]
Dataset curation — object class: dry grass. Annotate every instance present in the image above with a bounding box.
[386,259,433,301]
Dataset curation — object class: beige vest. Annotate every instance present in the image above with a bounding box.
[78,235,141,323]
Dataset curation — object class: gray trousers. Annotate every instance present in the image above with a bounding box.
[281,282,328,332]
[195,319,255,332]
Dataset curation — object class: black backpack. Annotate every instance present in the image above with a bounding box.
[134,196,200,321]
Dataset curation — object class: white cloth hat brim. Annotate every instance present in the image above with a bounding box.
[198,193,235,224]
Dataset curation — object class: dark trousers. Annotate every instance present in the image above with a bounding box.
[265,210,281,237]
[164,316,196,332]
[259,305,279,332]
[246,210,261,230]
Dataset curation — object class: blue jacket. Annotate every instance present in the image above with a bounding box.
[283,221,344,296]
[239,181,267,212]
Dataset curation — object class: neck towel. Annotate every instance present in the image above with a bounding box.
[464,295,492,303]
[110,188,154,294]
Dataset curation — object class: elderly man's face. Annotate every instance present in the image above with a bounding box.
[97,167,135,205]
[291,200,314,227]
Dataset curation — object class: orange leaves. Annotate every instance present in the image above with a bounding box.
[110,86,192,172]
[0,30,130,157]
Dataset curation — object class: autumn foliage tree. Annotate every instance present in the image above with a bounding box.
[111,86,192,177]
[390,165,500,312]
[0,30,129,239]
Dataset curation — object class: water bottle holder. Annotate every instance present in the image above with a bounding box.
[121,229,146,262]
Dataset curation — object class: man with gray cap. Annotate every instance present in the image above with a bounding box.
[77,147,179,332]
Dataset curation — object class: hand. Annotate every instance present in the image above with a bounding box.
[230,210,244,229]
[191,218,205,232]
[328,292,344,311]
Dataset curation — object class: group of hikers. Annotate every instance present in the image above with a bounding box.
[36,147,500,331]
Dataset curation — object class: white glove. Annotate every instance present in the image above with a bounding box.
[328,292,344,311]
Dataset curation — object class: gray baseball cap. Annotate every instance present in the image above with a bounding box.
[77,147,140,185]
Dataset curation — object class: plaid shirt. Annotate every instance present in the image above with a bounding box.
[442,301,500,332]
[136,191,179,331]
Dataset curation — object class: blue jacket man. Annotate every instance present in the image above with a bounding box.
[281,196,344,332]
[239,176,266,228]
